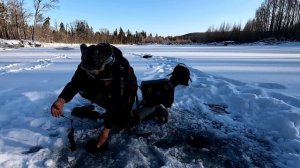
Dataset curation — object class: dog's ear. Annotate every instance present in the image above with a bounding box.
[80,43,88,56]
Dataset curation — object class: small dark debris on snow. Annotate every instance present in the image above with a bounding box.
[22,145,43,154]
[48,132,59,137]
[55,47,74,50]
[204,103,230,114]
[143,54,153,59]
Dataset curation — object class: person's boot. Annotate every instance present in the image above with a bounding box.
[154,104,169,123]
[137,106,156,122]
[71,104,103,120]
[137,104,169,124]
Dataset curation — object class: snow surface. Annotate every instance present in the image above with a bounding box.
[0,41,300,168]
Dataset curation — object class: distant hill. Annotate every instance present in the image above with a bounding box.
[177,32,206,43]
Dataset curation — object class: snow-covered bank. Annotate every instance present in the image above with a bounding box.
[0,39,43,49]
[0,44,299,167]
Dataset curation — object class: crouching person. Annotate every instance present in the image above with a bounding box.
[51,43,168,152]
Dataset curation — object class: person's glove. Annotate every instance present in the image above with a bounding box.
[51,98,65,117]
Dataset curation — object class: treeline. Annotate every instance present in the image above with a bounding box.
[2,0,299,44]
[50,20,189,44]
[244,0,300,41]
[0,0,189,44]
[183,0,300,43]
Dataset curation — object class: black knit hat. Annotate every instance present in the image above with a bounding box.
[80,43,114,70]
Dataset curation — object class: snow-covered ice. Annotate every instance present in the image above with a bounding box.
[0,42,299,167]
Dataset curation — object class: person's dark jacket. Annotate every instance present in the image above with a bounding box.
[58,46,138,128]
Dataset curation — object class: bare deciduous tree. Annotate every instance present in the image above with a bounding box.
[6,0,30,39]
[32,0,58,41]
[243,0,300,40]
[0,0,10,39]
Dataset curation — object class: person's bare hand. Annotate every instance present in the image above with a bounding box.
[51,98,65,117]
[97,128,110,148]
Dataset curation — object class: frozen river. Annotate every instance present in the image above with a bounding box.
[0,43,300,167]
[117,44,300,98]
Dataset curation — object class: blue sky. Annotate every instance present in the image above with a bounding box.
[30,0,264,36]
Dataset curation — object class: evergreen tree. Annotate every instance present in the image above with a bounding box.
[118,27,125,44]
[59,22,65,32]
[126,29,132,43]
[42,16,51,41]
[112,28,118,43]
[42,16,50,29]
[113,28,118,37]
